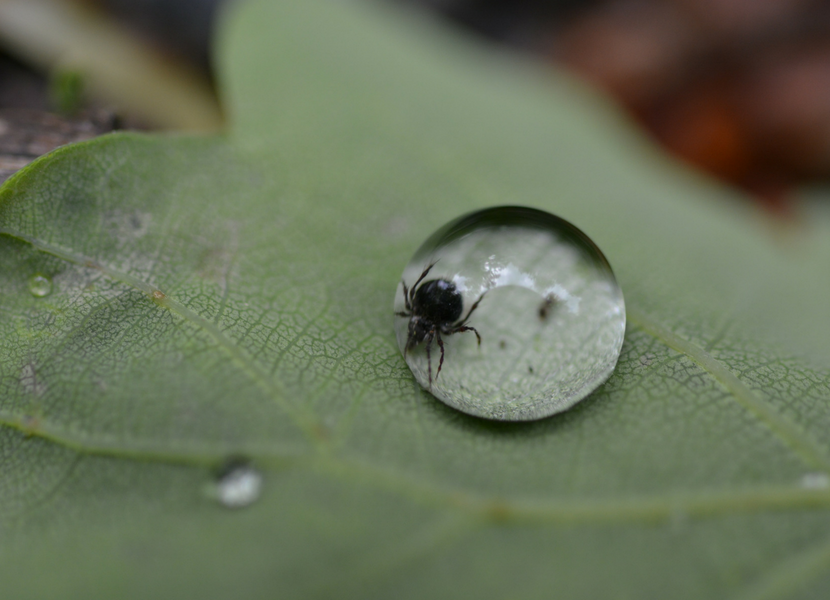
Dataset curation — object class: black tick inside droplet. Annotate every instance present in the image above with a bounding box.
[396,263,485,387]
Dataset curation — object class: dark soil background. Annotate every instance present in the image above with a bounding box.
[2,0,829,214]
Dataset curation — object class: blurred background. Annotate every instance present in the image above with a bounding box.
[1,0,829,216]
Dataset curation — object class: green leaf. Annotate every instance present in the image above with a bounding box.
[1,1,829,598]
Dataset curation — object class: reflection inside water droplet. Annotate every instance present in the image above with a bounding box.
[394,206,625,421]
[210,458,263,508]
[28,274,52,297]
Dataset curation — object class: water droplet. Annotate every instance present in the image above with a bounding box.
[800,472,830,490]
[209,458,263,508]
[27,274,52,297]
[394,206,625,421]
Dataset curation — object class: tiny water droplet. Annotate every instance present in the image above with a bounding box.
[800,472,830,490]
[27,274,52,297]
[209,458,263,508]
[394,206,625,421]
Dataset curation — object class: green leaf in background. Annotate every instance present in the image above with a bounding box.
[1,1,829,598]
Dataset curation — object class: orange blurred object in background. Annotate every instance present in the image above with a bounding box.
[550,0,830,213]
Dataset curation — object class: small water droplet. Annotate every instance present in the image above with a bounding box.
[27,274,52,297]
[394,206,625,421]
[209,458,263,508]
[800,472,830,490]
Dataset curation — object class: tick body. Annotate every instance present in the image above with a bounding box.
[396,263,485,387]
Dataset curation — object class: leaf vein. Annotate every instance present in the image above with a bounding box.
[0,227,325,445]
[628,307,830,473]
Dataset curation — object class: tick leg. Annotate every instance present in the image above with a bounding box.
[424,330,435,387]
[458,291,487,326]
[410,261,437,305]
[436,331,445,380]
[395,311,409,318]
[453,325,481,346]
[403,324,413,358]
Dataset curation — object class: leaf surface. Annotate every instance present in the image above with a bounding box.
[0,1,829,598]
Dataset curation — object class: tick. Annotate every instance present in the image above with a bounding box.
[396,263,486,387]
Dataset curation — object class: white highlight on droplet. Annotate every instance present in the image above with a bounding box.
[212,463,263,508]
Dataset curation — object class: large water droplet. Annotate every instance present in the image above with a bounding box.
[28,274,52,298]
[394,206,625,421]
[209,459,263,508]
